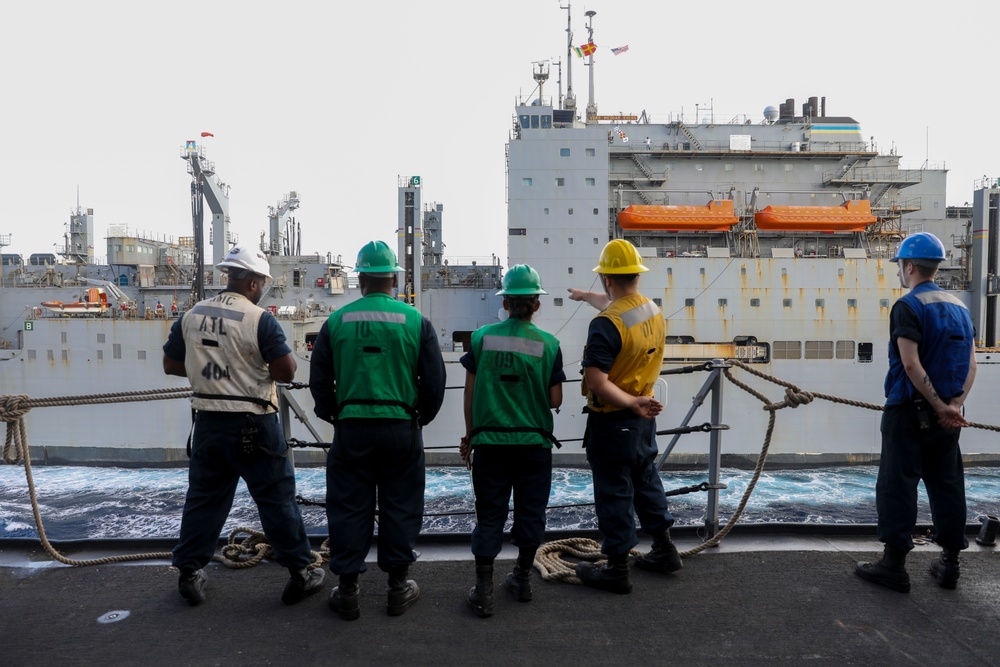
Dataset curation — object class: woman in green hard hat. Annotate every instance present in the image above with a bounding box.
[460,264,566,618]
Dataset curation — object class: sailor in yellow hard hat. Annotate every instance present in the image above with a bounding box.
[571,239,681,594]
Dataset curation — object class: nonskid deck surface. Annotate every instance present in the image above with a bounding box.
[2,535,998,666]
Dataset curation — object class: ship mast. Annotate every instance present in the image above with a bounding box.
[584,10,597,120]
[560,1,576,113]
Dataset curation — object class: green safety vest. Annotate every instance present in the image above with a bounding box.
[469,318,559,447]
[327,293,422,420]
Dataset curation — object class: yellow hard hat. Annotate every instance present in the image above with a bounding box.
[593,239,648,274]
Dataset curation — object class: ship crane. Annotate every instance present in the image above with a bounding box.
[181,140,233,301]
[264,192,301,256]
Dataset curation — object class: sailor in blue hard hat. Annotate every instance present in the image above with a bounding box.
[855,231,977,593]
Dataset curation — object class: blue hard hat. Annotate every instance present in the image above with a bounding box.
[890,232,946,263]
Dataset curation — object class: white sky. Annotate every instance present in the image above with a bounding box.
[3,1,998,264]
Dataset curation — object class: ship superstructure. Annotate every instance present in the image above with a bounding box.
[504,8,999,466]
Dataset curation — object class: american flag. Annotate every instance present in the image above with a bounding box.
[611,45,629,56]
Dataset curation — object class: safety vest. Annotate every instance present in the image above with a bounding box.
[585,292,665,413]
[327,293,422,420]
[182,291,278,414]
[885,281,974,406]
[469,318,560,447]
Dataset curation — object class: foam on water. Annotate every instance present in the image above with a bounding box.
[1,466,998,540]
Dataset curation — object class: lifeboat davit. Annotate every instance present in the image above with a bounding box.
[618,200,738,232]
[754,200,875,232]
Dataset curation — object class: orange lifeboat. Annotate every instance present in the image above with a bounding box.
[618,200,738,232]
[754,200,875,232]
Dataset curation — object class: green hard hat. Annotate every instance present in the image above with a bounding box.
[497,264,547,296]
[355,240,402,274]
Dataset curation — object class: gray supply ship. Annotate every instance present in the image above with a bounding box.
[2,7,998,467]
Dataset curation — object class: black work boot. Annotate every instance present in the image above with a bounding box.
[576,553,632,594]
[929,549,961,589]
[635,530,683,573]
[329,573,361,621]
[855,546,910,593]
[386,566,420,617]
[178,568,208,606]
[467,563,494,617]
[281,566,326,605]
[504,547,536,602]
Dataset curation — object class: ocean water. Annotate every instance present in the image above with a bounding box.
[1,466,998,541]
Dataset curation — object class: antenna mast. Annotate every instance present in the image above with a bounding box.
[585,10,597,121]
[561,2,576,113]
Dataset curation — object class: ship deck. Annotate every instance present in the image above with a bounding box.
[2,531,998,666]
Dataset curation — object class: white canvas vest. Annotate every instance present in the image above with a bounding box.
[181,291,278,413]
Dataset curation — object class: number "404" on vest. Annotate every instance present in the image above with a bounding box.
[201,362,231,380]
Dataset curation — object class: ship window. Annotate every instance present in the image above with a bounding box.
[741,267,747,275]
[138,350,146,360]
[718,298,727,307]
[816,299,825,307]
[586,178,596,186]
[293,270,301,287]
[858,342,874,363]
[28,349,36,360]
[519,114,530,128]
[754,164,764,172]
[694,163,704,171]
[97,350,104,360]
[781,268,787,276]
[773,341,801,359]
[115,244,122,252]
[61,350,68,361]
[685,298,695,307]
[568,267,574,274]
[879,299,890,308]
[113,343,122,359]
[700,268,706,275]
[543,238,549,244]
[783,298,793,307]
[593,238,599,244]
[531,115,539,128]
[543,207,549,214]
[586,148,596,157]
[97,333,106,343]
[541,115,551,128]
[838,268,844,276]
[836,340,855,359]
[553,298,564,306]
[522,178,533,186]
[61,332,67,344]
[784,164,794,172]
[556,178,565,186]
[724,164,735,172]
[805,340,834,359]
[652,298,662,306]
[453,331,473,352]
[509,228,526,236]
[568,238,574,244]
[568,208,574,215]
[750,298,760,307]
[593,208,599,215]
[560,148,571,157]
[47,350,54,361]
[847,298,858,307]
[814,164,824,171]
[667,268,672,276]
[878,268,884,276]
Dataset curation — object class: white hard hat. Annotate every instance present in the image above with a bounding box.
[216,245,272,279]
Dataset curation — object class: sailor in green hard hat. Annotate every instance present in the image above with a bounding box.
[460,264,565,617]
[309,240,446,620]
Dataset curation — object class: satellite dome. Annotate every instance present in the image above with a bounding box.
[764,106,780,122]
